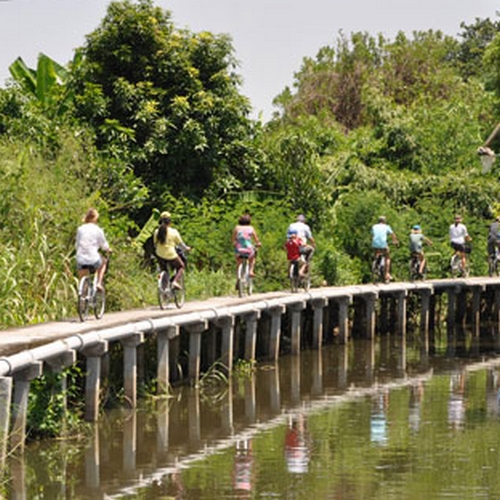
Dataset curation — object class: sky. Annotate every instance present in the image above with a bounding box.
[0,0,498,121]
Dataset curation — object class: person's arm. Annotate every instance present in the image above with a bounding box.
[391,232,399,245]
[231,227,237,246]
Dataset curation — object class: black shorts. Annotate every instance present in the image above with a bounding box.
[451,242,466,253]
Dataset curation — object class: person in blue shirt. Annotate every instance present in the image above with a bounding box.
[371,216,399,282]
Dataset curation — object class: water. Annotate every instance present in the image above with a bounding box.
[5,329,500,499]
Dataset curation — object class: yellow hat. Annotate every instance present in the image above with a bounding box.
[160,211,171,219]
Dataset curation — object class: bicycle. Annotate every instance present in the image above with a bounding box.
[77,256,110,322]
[450,245,471,278]
[409,252,427,281]
[289,256,312,293]
[488,246,500,277]
[372,251,387,284]
[157,247,188,309]
[236,255,253,297]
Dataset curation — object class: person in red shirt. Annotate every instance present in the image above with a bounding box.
[285,230,306,276]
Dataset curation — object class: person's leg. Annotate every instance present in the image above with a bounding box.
[96,258,107,290]
[171,258,184,285]
[249,255,256,277]
[418,253,425,275]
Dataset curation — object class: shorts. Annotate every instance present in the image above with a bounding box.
[373,247,389,256]
[235,247,255,258]
[451,242,466,253]
[157,256,183,272]
[77,256,102,272]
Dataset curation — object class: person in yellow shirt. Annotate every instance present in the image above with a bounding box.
[154,211,191,289]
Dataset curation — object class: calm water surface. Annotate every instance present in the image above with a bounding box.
[6,327,500,499]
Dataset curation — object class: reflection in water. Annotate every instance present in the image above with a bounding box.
[7,327,500,499]
[285,414,310,474]
[370,390,389,446]
[448,370,466,431]
[233,440,253,495]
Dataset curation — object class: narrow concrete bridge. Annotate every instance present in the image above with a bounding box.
[1,277,500,458]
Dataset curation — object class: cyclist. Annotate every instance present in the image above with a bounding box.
[285,229,306,277]
[232,213,261,277]
[449,214,471,273]
[75,208,112,291]
[487,216,500,263]
[371,216,399,282]
[154,211,191,289]
[409,225,432,276]
[287,214,316,270]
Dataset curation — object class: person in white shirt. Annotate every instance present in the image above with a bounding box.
[76,208,111,291]
[449,214,471,272]
[286,214,316,265]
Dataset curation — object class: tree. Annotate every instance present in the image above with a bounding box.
[72,0,256,208]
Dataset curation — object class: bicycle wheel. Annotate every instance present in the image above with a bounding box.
[302,272,311,292]
[77,276,90,322]
[290,262,299,293]
[158,271,171,309]
[489,255,495,277]
[94,287,106,319]
[173,273,185,309]
[450,254,461,277]
[237,262,244,297]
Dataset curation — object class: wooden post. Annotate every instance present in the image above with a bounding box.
[186,321,208,383]
[0,376,12,468]
[121,333,145,408]
[11,362,43,452]
[157,326,179,395]
[267,305,285,361]
[81,341,108,422]
[242,311,260,362]
[218,316,235,375]
[311,298,328,348]
[336,296,352,344]
[289,302,306,355]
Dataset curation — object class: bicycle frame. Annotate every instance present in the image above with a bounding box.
[157,262,185,309]
[77,265,106,321]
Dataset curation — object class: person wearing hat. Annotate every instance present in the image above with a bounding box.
[449,214,471,273]
[154,211,191,289]
[409,225,432,276]
[286,214,316,267]
[371,216,399,282]
[76,208,112,291]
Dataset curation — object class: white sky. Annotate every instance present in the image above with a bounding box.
[0,0,497,121]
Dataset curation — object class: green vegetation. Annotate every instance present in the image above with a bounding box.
[0,0,500,330]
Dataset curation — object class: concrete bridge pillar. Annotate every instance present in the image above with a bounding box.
[157,326,179,395]
[267,305,285,361]
[242,311,260,362]
[186,321,209,384]
[11,362,43,452]
[446,287,460,332]
[311,297,328,349]
[289,302,306,355]
[419,289,432,337]
[0,376,12,468]
[471,285,484,337]
[395,290,407,336]
[217,316,235,375]
[81,341,109,422]
[336,296,352,344]
[121,333,145,408]
[364,292,378,339]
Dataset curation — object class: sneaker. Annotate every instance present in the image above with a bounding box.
[172,281,182,290]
